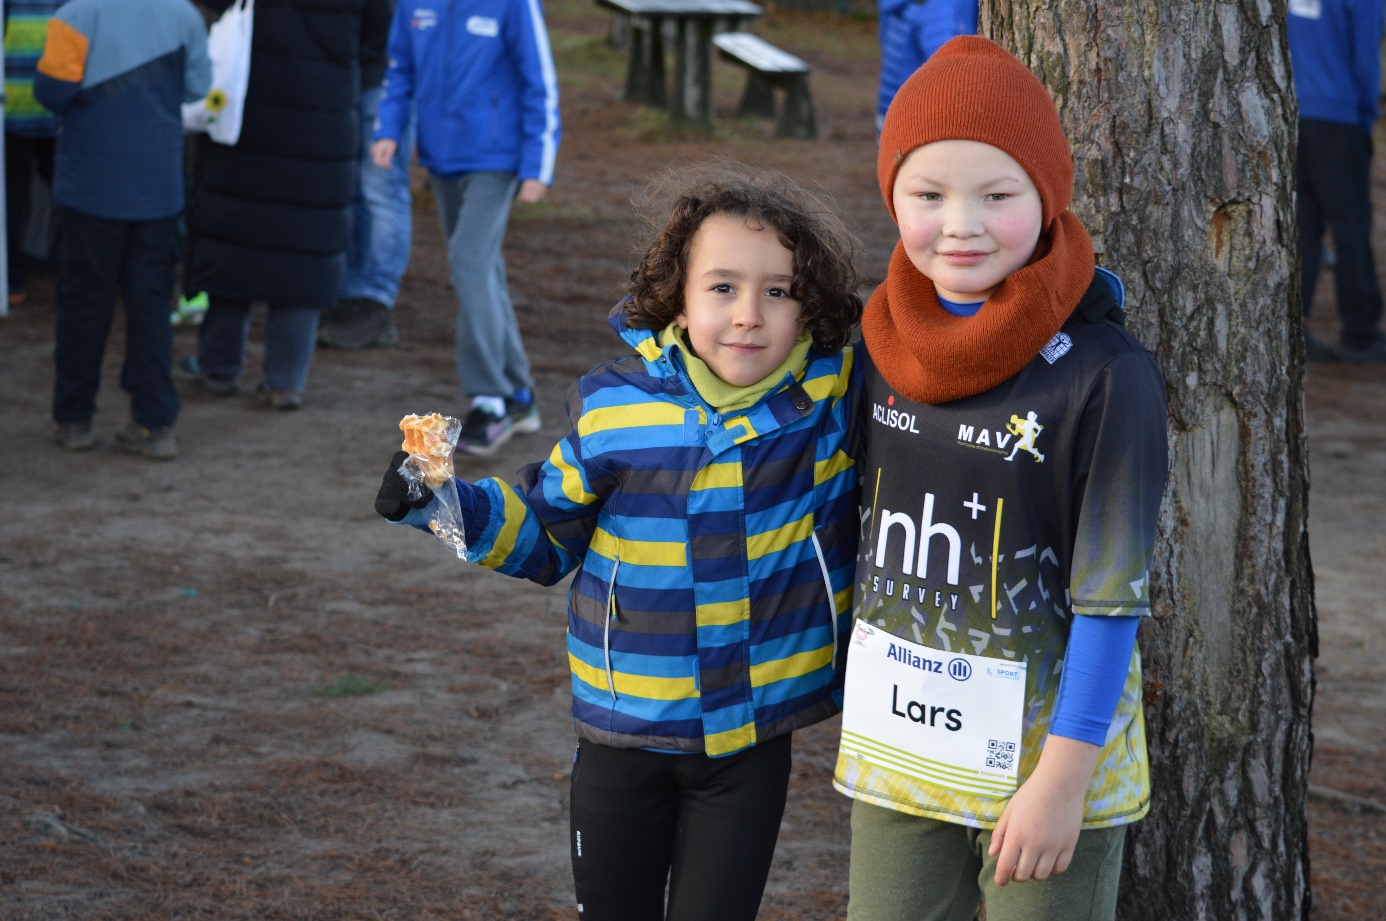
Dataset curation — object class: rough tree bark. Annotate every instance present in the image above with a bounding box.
[981,2,1316,919]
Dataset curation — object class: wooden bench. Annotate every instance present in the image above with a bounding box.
[711,32,816,139]
[596,0,764,128]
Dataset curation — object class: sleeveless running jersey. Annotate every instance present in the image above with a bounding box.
[833,305,1168,829]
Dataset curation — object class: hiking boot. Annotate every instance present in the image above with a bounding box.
[457,399,514,456]
[317,298,397,350]
[176,355,239,396]
[507,388,542,434]
[257,383,304,410]
[114,422,178,460]
[54,420,97,452]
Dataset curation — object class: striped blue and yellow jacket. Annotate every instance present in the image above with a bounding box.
[463,310,862,757]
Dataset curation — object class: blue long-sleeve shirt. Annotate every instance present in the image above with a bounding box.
[33,0,210,220]
[1288,0,1384,133]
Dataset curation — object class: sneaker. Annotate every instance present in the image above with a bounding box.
[54,420,97,452]
[317,298,397,350]
[256,383,304,410]
[114,422,178,460]
[171,291,209,326]
[176,355,239,396]
[457,399,513,456]
[507,388,542,434]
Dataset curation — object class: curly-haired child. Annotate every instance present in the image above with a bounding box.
[376,161,865,921]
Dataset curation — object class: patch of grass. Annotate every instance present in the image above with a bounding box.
[309,674,389,699]
[551,32,625,82]
[510,199,601,224]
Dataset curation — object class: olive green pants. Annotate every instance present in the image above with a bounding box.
[846,800,1127,921]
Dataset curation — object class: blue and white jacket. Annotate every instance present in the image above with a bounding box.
[876,0,976,129]
[375,0,559,184]
[1288,0,1384,133]
[418,308,861,757]
[33,0,209,220]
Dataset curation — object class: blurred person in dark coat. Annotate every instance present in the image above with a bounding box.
[179,0,393,408]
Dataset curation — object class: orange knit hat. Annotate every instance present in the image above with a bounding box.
[877,35,1072,228]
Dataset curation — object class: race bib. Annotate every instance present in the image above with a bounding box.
[839,619,1026,798]
[1288,0,1321,19]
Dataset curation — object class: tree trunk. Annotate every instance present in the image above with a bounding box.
[981,2,1315,919]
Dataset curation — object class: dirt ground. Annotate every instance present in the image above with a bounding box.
[1,5,1383,919]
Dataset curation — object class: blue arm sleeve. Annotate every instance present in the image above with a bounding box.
[510,0,560,184]
[387,477,492,549]
[183,10,212,100]
[1350,0,1385,132]
[374,2,415,142]
[1050,614,1140,746]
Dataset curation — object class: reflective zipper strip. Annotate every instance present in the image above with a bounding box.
[810,532,837,670]
[604,557,620,701]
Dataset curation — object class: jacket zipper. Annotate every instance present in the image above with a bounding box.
[810,531,838,670]
[603,556,620,701]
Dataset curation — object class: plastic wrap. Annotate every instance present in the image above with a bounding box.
[398,413,467,558]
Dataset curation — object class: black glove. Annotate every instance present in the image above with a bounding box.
[375,449,434,521]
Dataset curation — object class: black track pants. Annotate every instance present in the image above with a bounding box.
[569,734,792,921]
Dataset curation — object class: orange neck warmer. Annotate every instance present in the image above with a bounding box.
[863,211,1095,404]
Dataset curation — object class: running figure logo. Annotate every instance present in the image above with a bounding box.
[1005,412,1045,463]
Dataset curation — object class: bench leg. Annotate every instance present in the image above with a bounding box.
[776,75,817,140]
[624,17,667,109]
[671,18,713,129]
[737,71,778,120]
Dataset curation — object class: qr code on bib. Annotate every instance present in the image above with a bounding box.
[986,739,1016,771]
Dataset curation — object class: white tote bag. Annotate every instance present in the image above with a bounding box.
[182,0,255,145]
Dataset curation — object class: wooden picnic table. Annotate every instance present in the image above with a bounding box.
[595,0,764,128]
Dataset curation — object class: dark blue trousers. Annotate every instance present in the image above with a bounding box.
[1297,118,1385,350]
[52,209,180,430]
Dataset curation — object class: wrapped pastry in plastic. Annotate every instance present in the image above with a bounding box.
[398,413,467,558]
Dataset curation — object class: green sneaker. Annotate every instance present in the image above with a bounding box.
[171,291,209,326]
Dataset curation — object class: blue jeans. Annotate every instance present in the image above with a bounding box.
[52,209,180,430]
[431,171,533,398]
[197,297,319,393]
[339,86,415,308]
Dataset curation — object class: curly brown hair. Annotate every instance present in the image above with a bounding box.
[624,161,863,353]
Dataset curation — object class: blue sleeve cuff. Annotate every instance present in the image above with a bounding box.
[1050,614,1140,746]
[386,478,489,545]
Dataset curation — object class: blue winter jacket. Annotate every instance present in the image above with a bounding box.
[1287,0,1384,132]
[429,308,862,757]
[877,0,976,128]
[32,0,210,219]
[375,0,559,184]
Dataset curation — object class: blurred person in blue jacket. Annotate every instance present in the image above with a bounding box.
[1289,0,1386,363]
[876,0,976,132]
[35,0,210,458]
[370,0,560,455]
